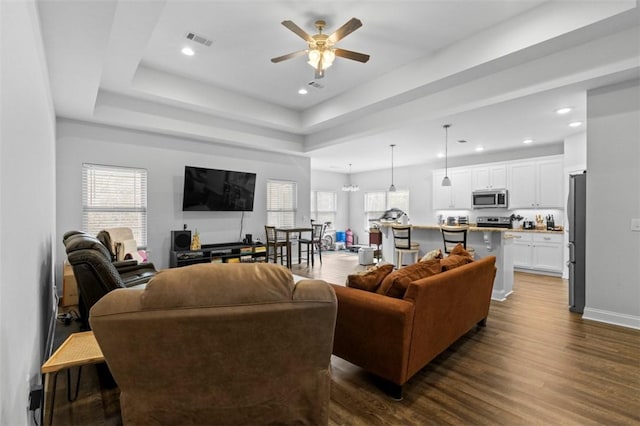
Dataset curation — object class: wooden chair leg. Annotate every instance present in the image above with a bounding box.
[310,242,314,267]
[298,242,302,264]
[318,243,322,264]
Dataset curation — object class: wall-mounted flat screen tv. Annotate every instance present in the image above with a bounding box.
[182,166,256,211]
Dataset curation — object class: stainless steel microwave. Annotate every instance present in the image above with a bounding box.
[472,189,508,209]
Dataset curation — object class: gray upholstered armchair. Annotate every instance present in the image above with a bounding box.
[89,263,337,425]
[63,231,157,329]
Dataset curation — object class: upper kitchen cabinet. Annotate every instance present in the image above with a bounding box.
[508,156,563,208]
[471,165,507,190]
[433,169,472,209]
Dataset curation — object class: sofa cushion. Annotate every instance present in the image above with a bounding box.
[346,263,394,292]
[141,263,295,309]
[377,259,442,299]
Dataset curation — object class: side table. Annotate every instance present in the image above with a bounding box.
[41,331,105,426]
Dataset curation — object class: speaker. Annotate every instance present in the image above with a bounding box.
[171,230,192,251]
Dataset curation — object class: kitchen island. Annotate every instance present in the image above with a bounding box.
[378,223,516,301]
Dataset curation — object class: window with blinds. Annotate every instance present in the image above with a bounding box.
[82,163,148,247]
[266,179,297,227]
[311,191,337,225]
[364,190,410,229]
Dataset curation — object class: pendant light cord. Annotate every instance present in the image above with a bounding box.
[444,125,448,175]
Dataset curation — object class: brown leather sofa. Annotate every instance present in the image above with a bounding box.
[89,263,337,425]
[331,255,496,399]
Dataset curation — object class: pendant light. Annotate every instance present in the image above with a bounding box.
[441,124,452,187]
[342,163,359,192]
[389,144,396,192]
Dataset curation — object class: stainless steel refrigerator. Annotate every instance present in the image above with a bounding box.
[567,172,586,313]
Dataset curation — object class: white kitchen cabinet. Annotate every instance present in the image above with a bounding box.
[508,157,563,208]
[510,232,533,267]
[472,165,507,190]
[531,233,564,272]
[536,159,564,208]
[433,169,471,209]
[507,232,563,274]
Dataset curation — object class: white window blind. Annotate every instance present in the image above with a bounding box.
[267,179,297,227]
[364,190,410,230]
[82,163,148,247]
[311,191,337,225]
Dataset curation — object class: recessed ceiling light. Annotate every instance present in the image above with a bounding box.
[523,139,533,144]
[437,152,444,158]
[556,107,572,115]
[298,88,308,95]
[475,146,484,152]
[181,47,195,56]
[569,121,583,128]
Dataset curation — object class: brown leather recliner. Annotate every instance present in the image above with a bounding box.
[89,263,337,425]
[63,231,157,329]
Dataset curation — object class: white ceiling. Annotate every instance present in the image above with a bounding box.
[37,0,640,173]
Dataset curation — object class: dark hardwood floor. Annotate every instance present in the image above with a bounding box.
[50,251,640,425]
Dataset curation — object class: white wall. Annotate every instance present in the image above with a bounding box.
[0,1,57,423]
[310,170,350,233]
[584,79,640,329]
[56,119,311,273]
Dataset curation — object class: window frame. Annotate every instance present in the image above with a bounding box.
[310,190,337,225]
[364,190,410,230]
[266,179,298,228]
[82,163,148,247]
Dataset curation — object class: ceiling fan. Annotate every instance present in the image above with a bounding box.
[271,18,370,79]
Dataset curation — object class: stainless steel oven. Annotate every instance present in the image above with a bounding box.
[472,189,508,209]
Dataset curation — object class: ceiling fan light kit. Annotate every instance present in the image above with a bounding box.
[271,18,370,78]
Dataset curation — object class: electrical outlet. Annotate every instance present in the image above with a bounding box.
[28,386,42,411]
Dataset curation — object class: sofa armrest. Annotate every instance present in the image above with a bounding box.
[331,284,415,385]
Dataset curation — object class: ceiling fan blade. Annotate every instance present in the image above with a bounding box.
[328,18,363,43]
[281,20,313,42]
[271,50,307,63]
[335,48,370,63]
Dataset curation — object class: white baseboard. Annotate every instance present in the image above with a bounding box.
[582,307,640,330]
[491,290,513,302]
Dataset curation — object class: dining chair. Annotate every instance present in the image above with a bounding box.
[264,225,289,265]
[391,225,420,268]
[298,222,325,266]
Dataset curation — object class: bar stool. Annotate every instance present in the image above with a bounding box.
[264,226,290,265]
[440,226,475,258]
[391,225,420,268]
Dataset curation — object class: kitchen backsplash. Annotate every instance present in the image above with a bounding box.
[432,208,564,228]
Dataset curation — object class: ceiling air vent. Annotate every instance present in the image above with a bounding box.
[308,81,324,89]
[185,32,213,47]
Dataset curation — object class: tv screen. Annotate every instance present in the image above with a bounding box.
[182,166,256,211]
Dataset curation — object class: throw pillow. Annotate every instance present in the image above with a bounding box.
[420,248,443,262]
[377,259,442,298]
[449,243,473,259]
[346,263,394,292]
[386,258,442,299]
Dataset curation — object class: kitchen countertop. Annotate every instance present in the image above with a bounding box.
[378,222,564,234]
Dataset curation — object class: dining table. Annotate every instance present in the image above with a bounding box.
[274,226,313,269]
